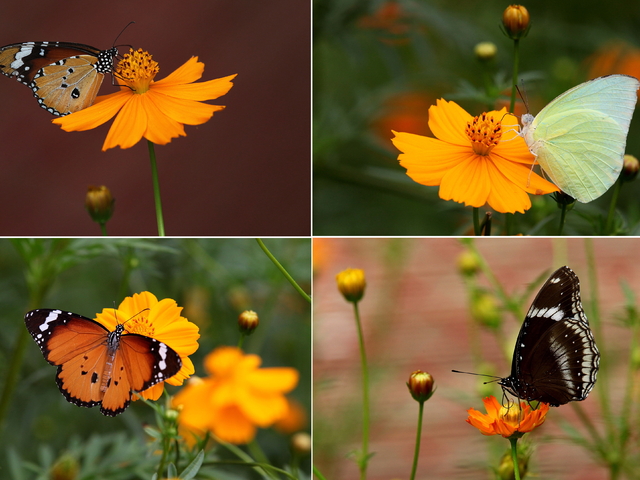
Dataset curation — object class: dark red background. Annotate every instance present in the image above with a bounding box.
[0,0,310,236]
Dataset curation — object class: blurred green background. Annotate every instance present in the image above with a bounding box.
[0,238,310,479]
[314,0,640,235]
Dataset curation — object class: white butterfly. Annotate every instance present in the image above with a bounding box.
[519,74,640,202]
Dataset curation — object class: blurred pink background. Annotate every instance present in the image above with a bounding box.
[314,238,639,479]
[0,0,310,235]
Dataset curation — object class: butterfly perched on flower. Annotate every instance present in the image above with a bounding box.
[24,308,182,416]
[0,42,118,116]
[498,266,600,406]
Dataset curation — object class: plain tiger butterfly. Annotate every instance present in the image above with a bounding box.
[25,308,182,416]
[0,41,118,116]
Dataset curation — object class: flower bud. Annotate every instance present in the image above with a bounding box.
[502,5,530,40]
[291,432,312,456]
[407,370,435,402]
[50,453,80,480]
[238,310,259,335]
[622,154,639,182]
[474,42,497,62]
[85,185,114,224]
[457,249,481,277]
[471,292,501,329]
[336,268,366,303]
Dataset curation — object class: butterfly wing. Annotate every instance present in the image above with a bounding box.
[0,42,117,115]
[521,75,640,202]
[25,309,110,408]
[100,334,182,416]
[500,266,600,406]
[25,309,183,416]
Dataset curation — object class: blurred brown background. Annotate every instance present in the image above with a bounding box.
[0,0,310,235]
[314,237,639,479]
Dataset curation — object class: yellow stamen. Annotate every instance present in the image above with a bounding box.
[125,313,155,337]
[116,48,159,94]
[466,113,503,156]
[500,403,524,426]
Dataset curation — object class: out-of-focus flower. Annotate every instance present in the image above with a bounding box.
[373,92,433,150]
[474,42,497,62]
[466,396,549,439]
[173,346,299,444]
[95,291,200,400]
[392,100,559,213]
[274,397,308,434]
[588,41,640,80]
[358,1,412,44]
[336,268,366,303]
[622,154,639,182]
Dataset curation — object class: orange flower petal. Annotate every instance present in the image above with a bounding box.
[427,99,472,146]
[492,154,560,195]
[154,74,237,102]
[153,56,205,86]
[439,156,491,208]
[211,405,257,444]
[102,95,148,150]
[484,162,533,213]
[52,90,130,132]
[246,367,300,392]
[150,91,226,125]
[141,95,187,145]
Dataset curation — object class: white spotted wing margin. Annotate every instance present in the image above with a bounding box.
[24,309,182,416]
[498,266,600,407]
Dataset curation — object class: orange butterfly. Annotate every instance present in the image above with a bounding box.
[0,42,118,116]
[25,308,182,416]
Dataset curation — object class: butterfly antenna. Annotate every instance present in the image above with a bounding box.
[113,21,136,48]
[452,370,502,384]
[121,307,151,326]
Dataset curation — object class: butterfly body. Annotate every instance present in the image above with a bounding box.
[25,309,181,416]
[0,42,117,116]
[520,74,640,203]
[498,266,599,406]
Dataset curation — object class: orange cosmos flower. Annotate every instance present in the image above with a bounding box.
[173,346,299,444]
[95,291,200,400]
[466,396,549,438]
[391,99,559,213]
[52,48,236,151]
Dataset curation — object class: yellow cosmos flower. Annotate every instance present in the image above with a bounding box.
[52,48,236,151]
[466,396,549,438]
[391,99,559,214]
[173,346,299,444]
[95,291,200,400]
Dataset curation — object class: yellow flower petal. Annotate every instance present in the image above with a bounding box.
[439,156,491,208]
[151,92,225,125]
[154,74,237,102]
[52,90,130,132]
[102,95,148,150]
[153,56,205,87]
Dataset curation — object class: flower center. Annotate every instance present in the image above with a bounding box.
[466,113,502,155]
[116,48,159,94]
[499,403,524,426]
[125,312,155,337]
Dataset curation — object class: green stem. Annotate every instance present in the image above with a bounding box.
[510,437,521,480]
[353,301,370,480]
[558,203,567,235]
[147,140,165,236]
[604,179,622,234]
[100,222,108,236]
[473,207,480,236]
[313,465,328,480]
[409,401,424,480]
[256,239,311,303]
[509,39,520,113]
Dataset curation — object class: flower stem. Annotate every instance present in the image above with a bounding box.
[100,222,108,236]
[509,39,520,113]
[353,301,370,480]
[510,437,521,480]
[604,179,622,234]
[473,207,480,236]
[147,140,165,236]
[256,238,311,303]
[558,202,567,235]
[409,400,425,480]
